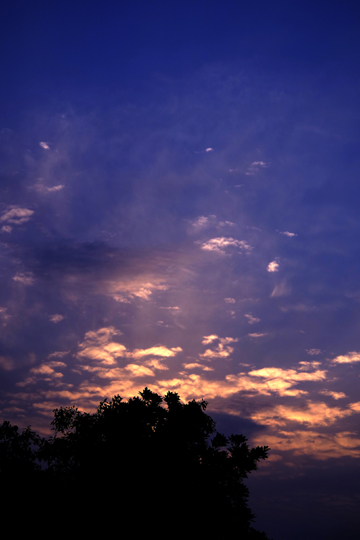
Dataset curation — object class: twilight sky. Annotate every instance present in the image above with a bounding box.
[1,1,360,538]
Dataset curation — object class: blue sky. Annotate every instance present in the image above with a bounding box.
[1,1,360,538]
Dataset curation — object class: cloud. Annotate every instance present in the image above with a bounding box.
[251,161,268,167]
[49,314,65,323]
[267,260,279,272]
[320,390,347,400]
[247,367,327,397]
[252,430,360,459]
[205,147,214,152]
[48,351,70,359]
[144,359,169,371]
[76,327,182,370]
[0,356,14,371]
[202,335,219,345]
[280,231,297,237]
[224,298,236,303]
[32,182,64,193]
[130,346,182,359]
[299,361,322,370]
[12,272,35,286]
[124,364,155,377]
[0,206,34,225]
[270,282,289,297]
[246,161,269,175]
[200,335,238,359]
[248,333,269,338]
[107,278,168,301]
[218,221,236,227]
[244,313,260,324]
[306,349,322,356]
[1,225,12,233]
[39,142,50,149]
[182,363,214,371]
[250,401,356,428]
[331,352,360,364]
[200,237,252,254]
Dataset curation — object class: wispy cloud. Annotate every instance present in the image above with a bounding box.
[224,298,236,303]
[280,231,297,237]
[49,314,65,323]
[244,313,260,324]
[306,349,322,356]
[12,272,35,286]
[32,182,64,194]
[246,161,269,175]
[0,206,34,226]
[39,142,50,149]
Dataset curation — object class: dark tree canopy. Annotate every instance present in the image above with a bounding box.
[0,388,271,538]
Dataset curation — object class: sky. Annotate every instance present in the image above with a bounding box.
[1,1,360,538]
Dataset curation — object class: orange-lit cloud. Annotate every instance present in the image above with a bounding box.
[253,430,360,459]
[250,401,357,427]
[331,351,360,364]
[200,335,238,359]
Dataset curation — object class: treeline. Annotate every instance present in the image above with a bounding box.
[0,388,272,538]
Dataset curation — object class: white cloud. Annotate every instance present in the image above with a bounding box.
[251,161,268,167]
[0,207,34,225]
[200,237,252,254]
[246,161,269,174]
[224,298,235,304]
[244,313,260,324]
[306,349,322,356]
[267,260,279,272]
[49,314,65,323]
[280,231,297,237]
[1,225,12,233]
[331,351,360,364]
[39,142,50,149]
[248,333,268,338]
[12,272,35,286]
[205,148,214,152]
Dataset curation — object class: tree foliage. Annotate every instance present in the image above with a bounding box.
[0,388,271,538]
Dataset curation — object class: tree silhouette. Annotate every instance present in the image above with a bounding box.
[0,388,271,538]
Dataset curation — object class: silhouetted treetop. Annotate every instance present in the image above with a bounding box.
[0,388,271,538]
